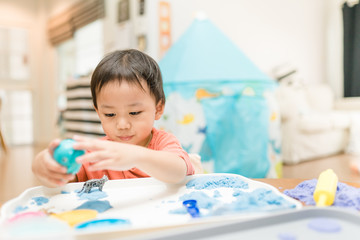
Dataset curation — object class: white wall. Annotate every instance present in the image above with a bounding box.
[104,0,332,87]
[167,0,327,85]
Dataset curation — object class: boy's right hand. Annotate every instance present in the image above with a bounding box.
[32,139,75,187]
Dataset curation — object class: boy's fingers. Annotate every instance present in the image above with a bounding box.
[38,174,72,187]
[48,177,67,187]
[76,151,109,163]
[44,154,68,174]
[48,139,61,155]
[73,139,105,151]
[88,160,112,171]
[73,135,95,143]
[73,135,86,141]
[49,171,75,181]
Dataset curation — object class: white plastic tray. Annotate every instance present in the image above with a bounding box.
[0,173,302,237]
[132,207,360,240]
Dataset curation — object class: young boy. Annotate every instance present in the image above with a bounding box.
[32,49,195,187]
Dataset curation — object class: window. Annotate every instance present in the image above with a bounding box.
[0,27,32,145]
[56,20,104,136]
[74,20,104,77]
[0,27,29,81]
[57,20,104,90]
[0,90,33,145]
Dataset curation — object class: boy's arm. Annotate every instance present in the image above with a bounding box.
[74,138,191,184]
[134,148,188,184]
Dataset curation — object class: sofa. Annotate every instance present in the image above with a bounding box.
[275,83,360,164]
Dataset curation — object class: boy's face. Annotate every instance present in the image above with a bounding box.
[95,79,164,147]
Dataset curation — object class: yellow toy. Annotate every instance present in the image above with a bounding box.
[313,169,338,207]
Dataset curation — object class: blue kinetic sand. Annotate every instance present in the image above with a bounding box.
[284,179,360,210]
[53,139,85,174]
[75,200,113,213]
[77,189,108,201]
[186,175,249,190]
[31,197,49,206]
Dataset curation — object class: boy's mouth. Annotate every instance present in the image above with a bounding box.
[118,136,133,141]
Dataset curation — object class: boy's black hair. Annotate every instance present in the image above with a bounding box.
[91,49,165,109]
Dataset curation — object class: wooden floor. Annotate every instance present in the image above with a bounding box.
[0,145,44,205]
[282,154,360,183]
[1,145,360,205]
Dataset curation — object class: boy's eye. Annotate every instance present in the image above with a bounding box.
[105,113,115,117]
[129,111,141,116]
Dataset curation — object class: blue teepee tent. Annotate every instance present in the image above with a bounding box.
[157,17,280,178]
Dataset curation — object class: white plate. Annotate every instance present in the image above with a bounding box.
[0,173,302,237]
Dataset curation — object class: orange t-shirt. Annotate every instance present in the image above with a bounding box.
[76,128,194,182]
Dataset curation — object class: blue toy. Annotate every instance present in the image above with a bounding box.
[53,139,85,174]
[183,199,200,218]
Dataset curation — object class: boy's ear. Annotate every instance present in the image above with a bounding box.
[155,101,165,120]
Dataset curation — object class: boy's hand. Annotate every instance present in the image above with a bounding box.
[32,139,75,187]
[73,135,188,184]
[73,135,143,171]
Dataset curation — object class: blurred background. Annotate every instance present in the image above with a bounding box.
[0,0,346,147]
[1,0,360,203]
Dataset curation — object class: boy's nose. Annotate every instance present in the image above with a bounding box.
[116,118,130,129]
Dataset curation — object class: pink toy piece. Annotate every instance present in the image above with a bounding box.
[7,211,46,223]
